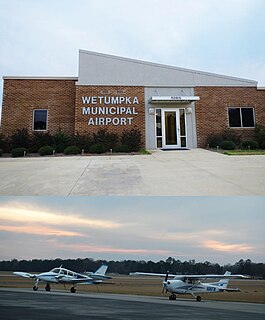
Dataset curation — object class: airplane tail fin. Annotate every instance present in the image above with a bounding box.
[210,271,231,288]
[87,265,112,280]
[93,265,108,276]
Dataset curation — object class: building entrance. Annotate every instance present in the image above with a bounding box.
[156,108,187,149]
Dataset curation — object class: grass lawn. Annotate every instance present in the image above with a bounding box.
[224,150,265,155]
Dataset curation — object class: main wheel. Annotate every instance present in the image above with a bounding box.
[196,296,202,302]
[45,284,51,292]
[70,287,76,293]
[169,294,176,300]
[33,286,38,291]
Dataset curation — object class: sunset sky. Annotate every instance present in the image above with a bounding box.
[1,0,265,117]
[0,196,264,264]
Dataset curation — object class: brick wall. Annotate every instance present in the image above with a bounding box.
[75,85,145,142]
[195,87,265,147]
[1,79,76,137]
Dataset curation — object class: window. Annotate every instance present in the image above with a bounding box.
[228,107,255,128]
[33,109,48,131]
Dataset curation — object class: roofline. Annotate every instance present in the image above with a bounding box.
[3,76,78,80]
[79,49,258,86]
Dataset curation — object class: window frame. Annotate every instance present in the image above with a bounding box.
[33,109,48,131]
[228,107,255,128]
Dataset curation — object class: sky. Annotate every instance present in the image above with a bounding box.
[0,196,264,264]
[0,0,265,97]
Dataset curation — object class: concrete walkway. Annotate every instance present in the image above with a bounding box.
[0,149,264,195]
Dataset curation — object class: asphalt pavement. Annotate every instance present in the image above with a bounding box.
[0,288,264,320]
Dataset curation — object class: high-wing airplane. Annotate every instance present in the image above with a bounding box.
[14,264,111,293]
[130,271,248,301]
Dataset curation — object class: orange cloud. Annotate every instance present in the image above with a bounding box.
[0,206,121,229]
[0,224,83,237]
[202,240,253,253]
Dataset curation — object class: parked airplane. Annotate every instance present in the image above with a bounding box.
[130,271,248,301]
[14,264,111,293]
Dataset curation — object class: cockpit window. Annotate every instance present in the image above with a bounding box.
[51,268,60,273]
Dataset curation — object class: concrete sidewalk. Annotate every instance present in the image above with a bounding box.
[0,149,264,195]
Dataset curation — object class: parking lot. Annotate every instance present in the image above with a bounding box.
[0,149,264,196]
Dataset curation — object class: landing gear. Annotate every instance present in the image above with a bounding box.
[45,283,51,292]
[70,287,76,293]
[196,296,202,302]
[169,294,176,300]
[33,286,38,291]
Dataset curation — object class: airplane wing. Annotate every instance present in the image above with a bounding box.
[130,272,248,280]
[13,272,37,279]
[129,272,177,278]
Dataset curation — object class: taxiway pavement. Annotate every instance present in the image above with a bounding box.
[0,288,264,320]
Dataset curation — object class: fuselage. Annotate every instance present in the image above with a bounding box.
[163,279,226,295]
[37,267,90,284]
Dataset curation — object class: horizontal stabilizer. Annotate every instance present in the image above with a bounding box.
[13,272,36,279]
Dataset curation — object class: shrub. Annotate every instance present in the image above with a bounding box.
[0,148,3,156]
[93,129,119,151]
[89,144,105,154]
[72,133,93,153]
[10,129,30,150]
[30,132,54,153]
[0,134,9,153]
[38,146,54,156]
[114,144,129,153]
[220,140,236,150]
[11,147,27,157]
[255,124,265,148]
[240,140,259,150]
[121,128,142,151]
[52,130,72,153]
[206,130,242,148]
[64,146,81,155]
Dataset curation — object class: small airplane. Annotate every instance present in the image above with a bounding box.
[130,271,248,301]
[14,264,111,293]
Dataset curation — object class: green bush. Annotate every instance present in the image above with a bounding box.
[10,129,30,150]
[72,133,93,153]
[0,148,3,156]
[220,140,236,150]
[206,130,242,148]
[114,144,129,153]
[89,144,105,154]
[255,124,265,148]
[64,146,81,155]
[93,129,119,151]
[121,128,142,151]
[240,140,259,150]
[11,147,27,157]
[38,146,54,156]
[30,132,54,153]
[52,130,72,153]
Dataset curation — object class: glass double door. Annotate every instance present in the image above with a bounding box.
[159,108,186,149]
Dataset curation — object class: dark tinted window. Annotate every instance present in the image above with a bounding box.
[241,108,254,127]
[34,110,47,130]
[228,108,241,127]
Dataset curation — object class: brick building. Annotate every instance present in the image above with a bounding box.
[1,50,265,149]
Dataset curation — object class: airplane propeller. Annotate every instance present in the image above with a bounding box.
[162,270,169,294]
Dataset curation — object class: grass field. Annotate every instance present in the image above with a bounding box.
[0,272,264,303]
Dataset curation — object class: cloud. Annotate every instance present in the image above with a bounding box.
[202,240,253,253]
[0,205,122,229]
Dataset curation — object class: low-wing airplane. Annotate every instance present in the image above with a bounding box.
[130,271,248,301]
[14,264,111,293]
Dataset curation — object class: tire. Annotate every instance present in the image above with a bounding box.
[33,286,38,291]
[71,287,76,293]
[196,296,202,302]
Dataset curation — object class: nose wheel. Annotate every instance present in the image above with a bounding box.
[45,284,51,291]
[70,287,76,293]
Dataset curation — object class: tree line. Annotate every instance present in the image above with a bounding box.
[0,257,264,278]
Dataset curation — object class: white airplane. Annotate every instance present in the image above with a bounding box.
[130,271,248,301]
[14,264,111,293]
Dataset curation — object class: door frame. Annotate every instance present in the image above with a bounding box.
[161,108,181,148]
